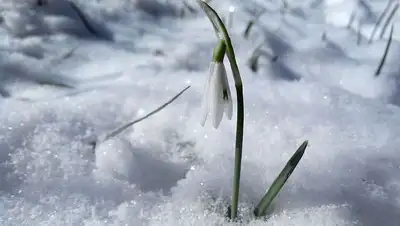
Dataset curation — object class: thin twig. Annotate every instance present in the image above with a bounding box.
[375,25,394,77]
[92,85,190,149]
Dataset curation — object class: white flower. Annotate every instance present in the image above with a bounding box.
[201,61,233,128]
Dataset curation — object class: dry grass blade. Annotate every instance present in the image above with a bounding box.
[248,42,278,73]
[182,0,197,13]
[357,21,363,45]
[244,20,255,39]
[36,0,47,6]
[48,45,80,66]
[346,11,356,29]
[243,9,265,39]
[92,85,190,149]
[379,2,399,39]
[248,43,263,72]
[375,25,394,77]
[249,53,259,72]
[368,0,393,43]
[68,1,108,39]
[281,0,288,9]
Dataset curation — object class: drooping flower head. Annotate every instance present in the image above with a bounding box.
[201,39,233,129]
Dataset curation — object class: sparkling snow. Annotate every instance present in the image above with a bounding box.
[0,0,399,225]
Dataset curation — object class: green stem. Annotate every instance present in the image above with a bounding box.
[197,0,244,220]
[212,39,226,62]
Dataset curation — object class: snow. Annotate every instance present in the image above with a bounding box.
[0,0,399,225]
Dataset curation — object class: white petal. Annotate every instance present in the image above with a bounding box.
[200,63,215,126]
[220,65,233,120]
[225,94,233,120]
[210,64,225,129]
[200,92,209,126]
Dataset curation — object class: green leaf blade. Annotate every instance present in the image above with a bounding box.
[254,140,308,217]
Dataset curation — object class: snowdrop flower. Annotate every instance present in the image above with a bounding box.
[201,39,233,129]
